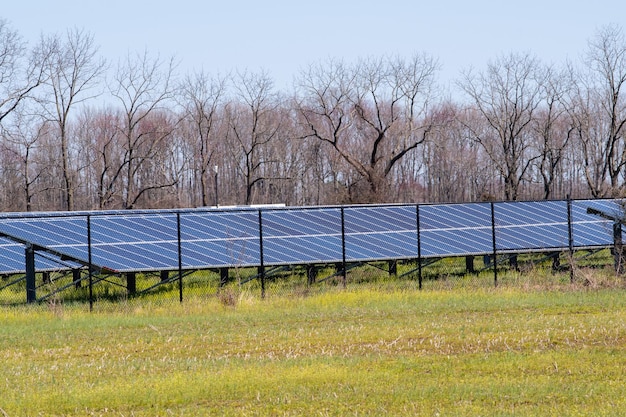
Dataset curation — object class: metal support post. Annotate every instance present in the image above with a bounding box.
[465,255,475,274]
[177,212,183,303]
[127,272,136,295]
[614,222,625,274]
[340,207,347,288]
[213,165,219,207]
[306,265,317,285]
[219,268,229,286]
[25,244,36,303]
[388,260,397,277]
[490,202,498,287]
[258,210,265,298]
[567,196,574,282]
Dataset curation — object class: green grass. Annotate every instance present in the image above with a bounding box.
[1,286,626,416]
[0,249,617,305]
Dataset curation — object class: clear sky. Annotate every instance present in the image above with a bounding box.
[2,0,624,93]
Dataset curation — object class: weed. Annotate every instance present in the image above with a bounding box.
[217,286,239,308]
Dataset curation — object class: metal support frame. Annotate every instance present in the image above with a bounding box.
[550,252,561,272]
[416,205,422,289]
[219,267,229,286]
[509,254,519,271]
[258,210,265,298]
[306,264,318,285]
[613,222,624,274]
[388,260,398,276]
[490,202,498,287]
[465,255,475,274]
[587,206,626,274]
[25,244,36,303]
[567,196,575,282]
[177,212,183,303]
[340,207,347,288]
[4,199,625,307]
[127,272,137,294]
[73,269,82,288]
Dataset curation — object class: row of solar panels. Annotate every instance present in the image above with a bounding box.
[0,199,622,275]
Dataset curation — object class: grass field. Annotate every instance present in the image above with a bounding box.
[1,282,626,416]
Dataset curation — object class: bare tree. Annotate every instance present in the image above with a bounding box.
[228,70,284,205]
[179,71,228,206]
[567,69,607,198]
[459,52,545,201]
[40,28,106,210]
[258,110,306,205]
[532,65,573,199]
[574,24,626,197]
[74,106,125,209]
[109,50,179,209]
[423,103,482,202]
[0,19,46,125]
[1,107,52,211]
[296,54,439,203]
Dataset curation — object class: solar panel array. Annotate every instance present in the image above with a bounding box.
[0,199,621,275]
[0,237,81,274]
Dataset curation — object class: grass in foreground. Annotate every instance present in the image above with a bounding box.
[1,286,626,416]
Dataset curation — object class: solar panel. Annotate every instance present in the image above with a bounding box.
[0,237,81,274]
[0,217,86,247]
[0,239,35,274]
[261,208,343,264]
[0,216,106,273]
[494,201,570,252]
[0,211,259,272]
[180,211,260,269]
[344,206,417,261]
[419,203,493,257]
[0,199,623,278]
[570,200,618,247]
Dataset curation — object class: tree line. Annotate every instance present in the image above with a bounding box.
[1,19,626,212]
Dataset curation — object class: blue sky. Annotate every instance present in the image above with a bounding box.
[2,1,624,92]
